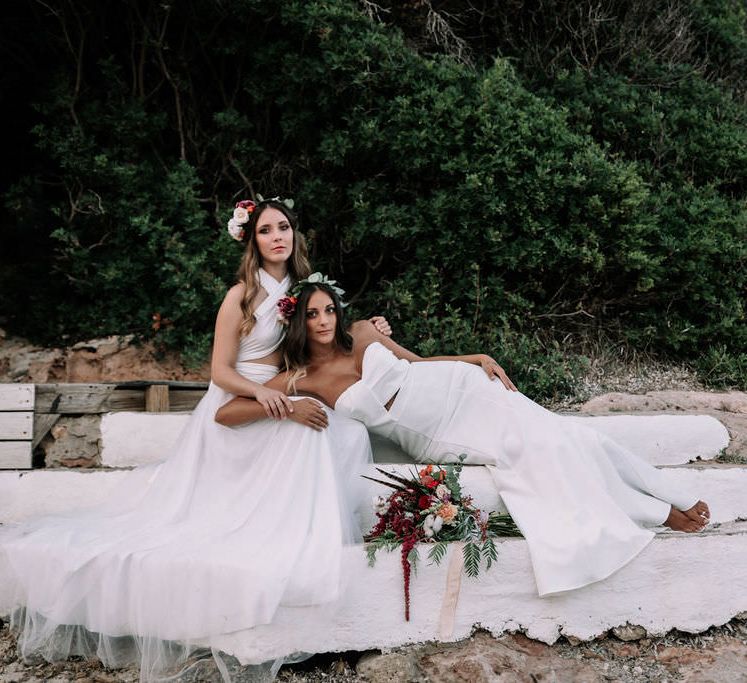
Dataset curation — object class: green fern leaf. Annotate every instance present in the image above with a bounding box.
[482,537,498,570]
[428,541,449,566]
[463,542,481,578]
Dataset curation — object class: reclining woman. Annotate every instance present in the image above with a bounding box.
[0,199,391,681]
[216,280,710,598]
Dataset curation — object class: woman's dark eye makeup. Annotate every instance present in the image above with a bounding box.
[306,305,336,318]
[258,222,290,234]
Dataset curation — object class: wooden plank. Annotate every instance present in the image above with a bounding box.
[105,390,146,412]
[169,390,207,412]
[35,384,115,413]
[115,380,209,390]
[34,383,206,414]
[0,384,35,411]
[32,413,60,448]
[0,442,32,469]
[145,385,170,412]
[0,412,33,440]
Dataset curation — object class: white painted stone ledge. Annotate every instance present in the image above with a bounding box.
[3,525,744,660]
[1,518,745,660]
[1,471,744,662]
[100,412,729,468]
[1,465,745,531]
[211,521,747,663]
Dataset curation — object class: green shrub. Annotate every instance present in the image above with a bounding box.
[1,0,744,393]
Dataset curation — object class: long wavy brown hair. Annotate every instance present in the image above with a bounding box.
[236,200,311,337]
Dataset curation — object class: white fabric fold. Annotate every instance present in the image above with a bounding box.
[335,342,699,597]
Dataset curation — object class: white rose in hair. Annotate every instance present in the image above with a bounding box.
[227,219,245,241]
[233,207,250,224]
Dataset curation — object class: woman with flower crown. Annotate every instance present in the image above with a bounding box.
[0,198,390,681]
[217,281,710,599]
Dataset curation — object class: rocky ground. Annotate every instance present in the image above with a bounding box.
[3,618,747,682]
[1,332,746,682]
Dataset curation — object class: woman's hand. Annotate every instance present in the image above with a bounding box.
[478,355,518,392]
[369,316,392,337]
[288,399,329,431]
[253,385,295,419]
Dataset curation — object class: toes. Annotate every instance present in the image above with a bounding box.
[682,502,710,524]
[665,507,706,532]
[694,501,711,521]
[682,520,704,533]
[682,507,702,524]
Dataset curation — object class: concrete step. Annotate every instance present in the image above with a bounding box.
[205,521,747,662]
[99,412,729,467]
[1,464,745,532]
[2,463,744,662]
[2,519,744,659]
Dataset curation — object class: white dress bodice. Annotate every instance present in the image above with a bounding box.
[334,342,409,438]
[236,268,291,365]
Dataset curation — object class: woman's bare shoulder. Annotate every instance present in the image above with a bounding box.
[224,282,246,302]
[217,283,247,316]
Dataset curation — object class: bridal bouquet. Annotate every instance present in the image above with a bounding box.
[364,459,521,620]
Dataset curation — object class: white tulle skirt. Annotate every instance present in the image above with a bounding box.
[0,361,373,681]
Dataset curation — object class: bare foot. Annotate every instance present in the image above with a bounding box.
[683,500,710,525]
[664,506,705,532]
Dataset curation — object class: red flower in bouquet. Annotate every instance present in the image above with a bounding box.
[421,476,438,489]
[418,495,433,510]
[419,465,434,478]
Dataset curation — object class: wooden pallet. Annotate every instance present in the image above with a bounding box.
[0,384,34,468]
[0,381,208,470]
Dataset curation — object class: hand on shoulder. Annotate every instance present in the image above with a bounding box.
[349,319,385,343]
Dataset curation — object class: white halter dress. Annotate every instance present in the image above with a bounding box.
[335,342,698,597]
[0,269,373,680]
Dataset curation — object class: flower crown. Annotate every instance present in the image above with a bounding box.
[226,194,296,242]
[276,272,345,325]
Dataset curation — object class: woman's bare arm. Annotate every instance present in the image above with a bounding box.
[349,322,518,391]
[215,371,329,429]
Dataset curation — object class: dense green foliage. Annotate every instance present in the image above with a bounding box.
[1,0,745,396]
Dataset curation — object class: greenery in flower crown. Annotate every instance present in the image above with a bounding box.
[255,194,295,211]
[288,272,345,300]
